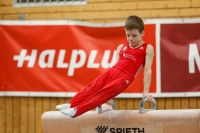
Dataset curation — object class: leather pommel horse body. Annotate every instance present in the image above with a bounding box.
[41,99,200,133]
[41,110,200,133]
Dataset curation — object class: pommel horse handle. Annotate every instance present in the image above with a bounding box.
[139,97,157,114]
[97,97,156,114]
[97,99,116,114]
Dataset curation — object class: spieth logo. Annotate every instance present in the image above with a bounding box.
[95,126,145,133]
[95,126,109,133]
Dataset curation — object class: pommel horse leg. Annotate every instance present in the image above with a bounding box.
[41,98,200,133]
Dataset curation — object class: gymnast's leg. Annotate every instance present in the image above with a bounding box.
[56,68,113,110]
[60,68,133,117]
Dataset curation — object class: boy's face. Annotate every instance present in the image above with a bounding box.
[125,29,144,47]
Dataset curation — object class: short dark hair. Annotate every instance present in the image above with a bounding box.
[124,15,144,33]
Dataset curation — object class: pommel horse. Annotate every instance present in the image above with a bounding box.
[41,97,200,133]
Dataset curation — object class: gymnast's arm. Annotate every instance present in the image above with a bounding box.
[143,44,154,102]
[114,44,123,64]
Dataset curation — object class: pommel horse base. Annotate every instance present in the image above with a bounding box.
[41,98,200,133]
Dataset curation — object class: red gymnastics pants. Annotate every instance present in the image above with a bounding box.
[69,67,134,117]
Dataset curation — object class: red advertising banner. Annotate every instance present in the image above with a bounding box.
[0,22,156,96]
[1,19,200,97]
[160,23,200,92]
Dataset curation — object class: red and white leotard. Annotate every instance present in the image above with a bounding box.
[114,42,148,79]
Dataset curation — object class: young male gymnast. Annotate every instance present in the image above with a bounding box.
[56,15,154,118]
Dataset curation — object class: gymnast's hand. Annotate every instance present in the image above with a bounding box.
[143,93,152,102]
